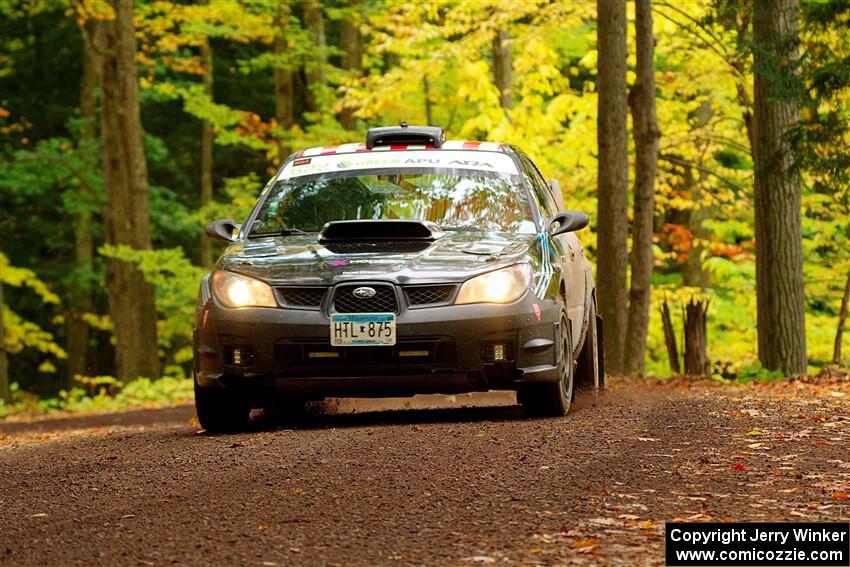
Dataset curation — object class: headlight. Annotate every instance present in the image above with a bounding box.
[456,264,532,305]
[212,271,276,308]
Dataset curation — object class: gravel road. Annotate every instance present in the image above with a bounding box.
[1,378,848,566]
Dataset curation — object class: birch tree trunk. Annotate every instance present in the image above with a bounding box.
[100,0,160,382]
[624,0,660,376]
[596,0,629,375]
[752,0,807,374]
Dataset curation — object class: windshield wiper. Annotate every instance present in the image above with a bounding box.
[440,225,486,232]
[249,228,314,238]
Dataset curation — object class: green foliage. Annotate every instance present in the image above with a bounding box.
[734,361,786,383]
[180,173,263,231]
[0,252,66,368]
[0,375,193,418]
[99,244,205,367]
[2,0,850,415]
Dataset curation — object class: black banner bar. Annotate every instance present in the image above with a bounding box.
[666,522,849,566]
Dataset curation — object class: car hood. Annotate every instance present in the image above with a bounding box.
[218,232,537,285]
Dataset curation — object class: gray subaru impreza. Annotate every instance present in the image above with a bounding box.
[194,124,603,432]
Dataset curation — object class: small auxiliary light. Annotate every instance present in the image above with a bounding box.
[399,350,429,358]
[493,343,506,362]
[308,351,339,359]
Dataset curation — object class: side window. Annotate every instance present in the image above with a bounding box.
[529,160,564,212]
[518,154,557,218]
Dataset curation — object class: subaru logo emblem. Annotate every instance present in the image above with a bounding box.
[352,286,376,299]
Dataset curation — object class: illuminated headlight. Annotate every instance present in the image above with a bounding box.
[212,271,276,308]
[456,264,532,305]
[493,343,506,361]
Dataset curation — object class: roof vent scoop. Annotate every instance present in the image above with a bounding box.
[319,220,445,243]
[366,122,445,149]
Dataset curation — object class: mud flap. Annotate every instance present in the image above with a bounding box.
[596,314,605,389]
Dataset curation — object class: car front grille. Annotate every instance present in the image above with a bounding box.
[276,287,326,308]
[332,284,398,314]
[278,283,457,311]
[404,285,456,307]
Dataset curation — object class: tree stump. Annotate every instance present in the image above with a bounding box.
[684,297,710,377]
[660,300,680,375]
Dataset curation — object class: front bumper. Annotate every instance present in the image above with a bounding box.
[194,289,562,400]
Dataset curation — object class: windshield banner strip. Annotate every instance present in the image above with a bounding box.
[281,150,520,179]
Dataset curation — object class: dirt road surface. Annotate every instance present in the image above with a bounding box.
[1,377,848,566]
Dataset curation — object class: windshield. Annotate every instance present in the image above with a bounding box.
[248,167,537,236]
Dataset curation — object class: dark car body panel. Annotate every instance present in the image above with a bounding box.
[195,285,562,400]
[220,232,538,285]
[193,142,596,402]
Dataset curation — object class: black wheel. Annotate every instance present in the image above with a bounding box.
[575,297,604,391]
[520,311,574,417]
[194,378,250,433]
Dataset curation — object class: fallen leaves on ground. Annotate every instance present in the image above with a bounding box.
[513,374,849,565]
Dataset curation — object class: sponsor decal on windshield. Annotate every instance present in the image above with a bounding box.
[280,150,519,179]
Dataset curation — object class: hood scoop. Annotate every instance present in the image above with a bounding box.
[318,220,445,243]
[461,242,509,256]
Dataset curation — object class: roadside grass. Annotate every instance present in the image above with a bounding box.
[0,376,193,420]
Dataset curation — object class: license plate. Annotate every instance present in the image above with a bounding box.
[330,313,396,346]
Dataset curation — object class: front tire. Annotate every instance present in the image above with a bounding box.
[520,312,574,417]
[194,378,250,433]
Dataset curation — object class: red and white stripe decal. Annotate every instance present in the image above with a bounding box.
[297,141,504,157]
[442,140,503,151]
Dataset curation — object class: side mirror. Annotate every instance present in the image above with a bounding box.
[205,219,240,242]
[549,210,589,236]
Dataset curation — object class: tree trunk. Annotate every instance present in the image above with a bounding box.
[660,300,680,375]
[683,297,710,377]
[732,5,755,154]
[683,99,713,289]
[752,0,807,375]
[492,29,512,110]
[596,0,629,375]
[423,75,433,126]
[67,18,103,383]
[100,0,160,382]
[0,278,8,403]
[683,197,711,288]
[833,269,850,365]
[200,38,214,269]
[624,0,660,376]
[301,0,327,114]
[338,6,362,130]
[274,2,294,161]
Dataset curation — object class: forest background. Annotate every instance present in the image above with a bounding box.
[0,0,848,414]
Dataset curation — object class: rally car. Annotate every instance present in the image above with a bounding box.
[194,124,603,432]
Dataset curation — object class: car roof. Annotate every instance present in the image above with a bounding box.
[294,140,508,158]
